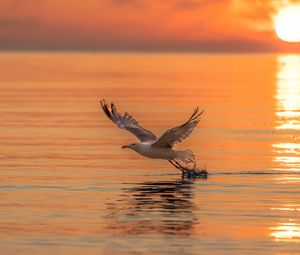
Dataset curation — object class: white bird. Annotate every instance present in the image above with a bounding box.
[100,99,203,169]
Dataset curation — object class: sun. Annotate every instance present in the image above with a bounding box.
[274,5,300,42]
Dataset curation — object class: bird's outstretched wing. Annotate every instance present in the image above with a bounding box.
[152,107,203,147]
[100,99,157,142]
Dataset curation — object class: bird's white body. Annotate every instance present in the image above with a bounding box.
[132,142,176,159]
[125,142,195,164]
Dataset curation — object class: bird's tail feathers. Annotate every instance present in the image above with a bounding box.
[175,150,195,164]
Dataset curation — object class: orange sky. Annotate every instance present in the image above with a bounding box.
[0,0,300,52]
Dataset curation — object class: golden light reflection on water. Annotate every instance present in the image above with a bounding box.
[273,143,300,153]
[276,55,300,130]
[272,143,300,171]
[271,57,300,244]
[273,55,300,172]
[271,221,300,243]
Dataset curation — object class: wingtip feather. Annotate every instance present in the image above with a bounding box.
[191,108,204,122]
[186,106,204,123]
[100,99,112,120]
[111,102,117,116]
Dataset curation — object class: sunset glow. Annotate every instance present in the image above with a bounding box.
[0,0,300,51]
[2,0,300,254]
[274,5,300,42]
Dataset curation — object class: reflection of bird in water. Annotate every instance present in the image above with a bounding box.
[105,178,205,236]
[100,99,206,175]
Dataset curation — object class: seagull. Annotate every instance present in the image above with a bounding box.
[100,99,203,169]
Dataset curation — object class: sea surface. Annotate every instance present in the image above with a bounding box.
[0,53,300,255]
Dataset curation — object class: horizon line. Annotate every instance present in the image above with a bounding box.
[0,49,300,54]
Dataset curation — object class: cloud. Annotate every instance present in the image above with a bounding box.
[0,0,43,33]
[106,0,144,8]
[0,16,39,28]
[174,0,228,10]
[226,0,300,34]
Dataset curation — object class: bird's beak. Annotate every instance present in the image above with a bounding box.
[122,145,129,149]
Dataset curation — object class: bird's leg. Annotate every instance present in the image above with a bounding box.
[174,160,189,175]
[168,160,185,173]
[169,159,192,176]
[168,160,191,176]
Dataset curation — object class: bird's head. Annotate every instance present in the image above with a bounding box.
[122,142,140,151]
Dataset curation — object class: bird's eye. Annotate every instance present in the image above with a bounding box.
[132,144,135,146]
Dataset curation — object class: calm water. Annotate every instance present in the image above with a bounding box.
[0,53,300,255]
